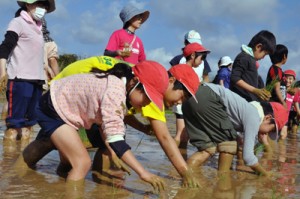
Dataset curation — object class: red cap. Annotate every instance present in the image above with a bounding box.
[132,61,169,110]
[269,102,289,140]
[168,64,200,100]
[284,69,296,79]
[183,43,210,57]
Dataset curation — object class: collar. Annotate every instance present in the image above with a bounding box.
[241,44,254,57]
[20,10,42,30]
[125,28,135,35]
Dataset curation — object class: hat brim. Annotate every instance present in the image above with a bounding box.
[17,0,55,13]
[124,10,150,25]
[268,121,278,140]
[142,84,164,111]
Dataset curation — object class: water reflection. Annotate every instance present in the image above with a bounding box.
[0,99,299,198]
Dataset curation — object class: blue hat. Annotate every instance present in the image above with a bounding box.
[119,5,150,26]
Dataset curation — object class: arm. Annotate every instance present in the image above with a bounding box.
[124,115,153,135]
[219,79,224,87]
[236,79,270,101]
[149,118,199,187]
[274,82,286,108]
[0,58,6,79]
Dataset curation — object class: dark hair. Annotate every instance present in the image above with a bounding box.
[168,71,192,98]
[15,8,25,17]
[269,44,288,64]
[90,63,134,82]
[248,30,276,54]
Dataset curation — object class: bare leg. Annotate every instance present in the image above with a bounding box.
[51,124,91,181]
[187,151,211,170]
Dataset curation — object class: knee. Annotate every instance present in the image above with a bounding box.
[217,141,237,155]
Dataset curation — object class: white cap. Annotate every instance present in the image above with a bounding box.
[184,30,202,45]
[219,56,233,67]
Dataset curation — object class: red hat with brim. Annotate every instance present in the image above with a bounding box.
[269,102,289,140]
[168,64,200,101]
[132,61,169,110]
[183,43,210,57]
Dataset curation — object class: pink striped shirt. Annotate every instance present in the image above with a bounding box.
[50,73,127,142]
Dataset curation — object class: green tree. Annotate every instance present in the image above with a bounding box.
[58,54,79,70]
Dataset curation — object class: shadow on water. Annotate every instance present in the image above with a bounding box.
[0,99,300,198]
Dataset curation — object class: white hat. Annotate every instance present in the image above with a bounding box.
[219,56,233,67]
[184,30,202,45]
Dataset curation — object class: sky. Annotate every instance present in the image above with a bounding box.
[0,0,300,81]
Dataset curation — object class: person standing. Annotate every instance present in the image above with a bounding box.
[104,4,149,65]
[0,0,55,141]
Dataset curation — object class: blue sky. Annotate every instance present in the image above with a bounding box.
[0,0,300,81]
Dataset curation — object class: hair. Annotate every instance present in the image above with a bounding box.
[167,71,192,98]
[269,44,288,64]
[90,63,134,82]
[15,8,25,17]
[248,30,276,54]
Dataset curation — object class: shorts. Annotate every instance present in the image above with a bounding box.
[35,91,65,140]
[288,111,299,126]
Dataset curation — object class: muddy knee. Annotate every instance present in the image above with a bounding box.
[217,141,237,155]
[22,139,55,167]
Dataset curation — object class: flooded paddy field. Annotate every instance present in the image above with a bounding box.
[0,101,299,199]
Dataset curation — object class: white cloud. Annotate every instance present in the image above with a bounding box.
[146,48,174,69]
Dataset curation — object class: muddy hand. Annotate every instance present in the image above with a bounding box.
[253,88,271,101]
[182,167,200,188]
[111,154,131,175]
[142,173,165,192]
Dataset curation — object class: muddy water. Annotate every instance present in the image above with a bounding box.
[0,101,299,199]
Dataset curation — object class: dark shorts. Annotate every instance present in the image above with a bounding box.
[288,111,299,126]
[175,113,184,119]
[35,91,65,140]
[182,85,237,151]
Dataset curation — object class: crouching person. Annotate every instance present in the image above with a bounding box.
[182,82,289,177]
[16,61,167,192]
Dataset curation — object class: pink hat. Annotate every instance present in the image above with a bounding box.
[132,61,169,110]
[269,102,289,140]
[168,64,200,100]
[183,43,210,57]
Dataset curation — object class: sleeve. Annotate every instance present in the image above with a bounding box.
[218,69,227,81]
[105,31,119,51]
[0,31,18,59]
[141,102,166,122]
[100,79,126,143]
[203,60,211,75]
[241,108,260,166]
[293,90,300,103]
[230,55,248,84]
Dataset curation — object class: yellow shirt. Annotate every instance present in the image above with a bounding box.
[53,56,166,122]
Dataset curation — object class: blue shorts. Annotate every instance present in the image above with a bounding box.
[35,91,65,140]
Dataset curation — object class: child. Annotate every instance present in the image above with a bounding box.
[0,0,55,141]
[19,61,202,188]
[215,56,233,88]
[20,61,168,191]
[230,30,276,102]
[170,42,210,148]
[182,82,288,176]
[266,44,288,108]
[169,30,211,82]
[104,4,149,64]
[284,70,300,136]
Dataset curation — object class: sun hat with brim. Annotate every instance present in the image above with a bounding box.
[17,0,56,13]
[168,64,200,102]
[132,61,168,111]
[183,42,210,57]
[219,56,233,67]
[119,4,150,26]
[253,101,289,140]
